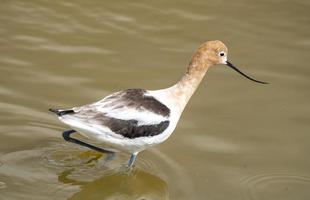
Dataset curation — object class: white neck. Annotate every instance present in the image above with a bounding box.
[167,64,210,112]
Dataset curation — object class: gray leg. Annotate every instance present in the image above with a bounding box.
[104,152,115,162]
[98,151,116,167]
[127,152,138,168]
[62,129,114,154]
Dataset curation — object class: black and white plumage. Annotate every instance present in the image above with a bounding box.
[52,88,181,154]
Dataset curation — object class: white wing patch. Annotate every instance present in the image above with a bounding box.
[97,106,167,126]
[87,89,169,126]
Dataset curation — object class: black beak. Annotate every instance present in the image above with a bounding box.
[226,61,268,84]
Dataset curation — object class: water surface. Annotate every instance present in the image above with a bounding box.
[0,0,310,199]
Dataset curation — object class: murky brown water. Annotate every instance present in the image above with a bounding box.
[0,0,310,199]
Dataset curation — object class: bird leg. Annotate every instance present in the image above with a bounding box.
[127,152,138,168]
[62,129,115,156]
[63,130,139,168]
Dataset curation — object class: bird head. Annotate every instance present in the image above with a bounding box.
[188,40,268,84]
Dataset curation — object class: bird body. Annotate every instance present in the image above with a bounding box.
[58,88,181,153]
[50,40,267,167]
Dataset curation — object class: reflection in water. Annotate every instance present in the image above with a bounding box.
[45,143,189,200]
[46,142,193,199]
[59,168,169,200]
[0,145,170,199]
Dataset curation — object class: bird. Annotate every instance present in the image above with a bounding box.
[49,40,267,168]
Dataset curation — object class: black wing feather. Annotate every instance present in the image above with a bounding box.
[49,108,75,116]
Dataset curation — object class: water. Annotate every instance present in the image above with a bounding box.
[0,0,309,199]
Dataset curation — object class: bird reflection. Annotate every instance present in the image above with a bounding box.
[57,155,169,200]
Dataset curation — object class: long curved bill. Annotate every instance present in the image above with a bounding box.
[226,61,268,84]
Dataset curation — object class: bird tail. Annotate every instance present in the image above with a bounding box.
[49,108,75,116]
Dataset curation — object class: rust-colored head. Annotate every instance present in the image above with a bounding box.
[197,40,228,65]
[188,40,268,84]
[188,40,228,74]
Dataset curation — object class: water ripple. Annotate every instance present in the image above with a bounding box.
[0,182,6,189]
[240,169,310,200]
[0,56,31,67]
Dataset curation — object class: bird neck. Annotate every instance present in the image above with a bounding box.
[169,58,211,112]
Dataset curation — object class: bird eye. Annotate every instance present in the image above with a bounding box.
[219,51,225,57]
